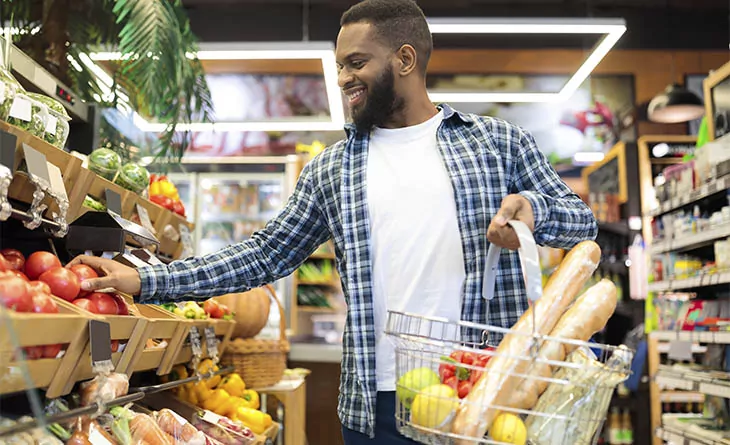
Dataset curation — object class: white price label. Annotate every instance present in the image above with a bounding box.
[179,223,194,258]
[136,203,155,234]
[47,164,67,201]
[45,114,58,135]
[9,96,31,122]
[668,340,694,361]
[699,382,730,399]
[715,331,730,344]
[0,82,6,104]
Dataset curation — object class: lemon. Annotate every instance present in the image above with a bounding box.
[410,384,459,430]
[490,413,527,445]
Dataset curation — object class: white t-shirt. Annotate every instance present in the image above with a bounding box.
[367,110,466,391]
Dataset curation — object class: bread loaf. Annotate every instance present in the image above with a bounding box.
[451,241,601,444]
[509,279,618,409]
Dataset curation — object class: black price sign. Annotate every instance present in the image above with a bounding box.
[89,320,112,366]
[204,326,219,358]
[105,189,123,215]
[0,131,17,170]
[189,327,203,358]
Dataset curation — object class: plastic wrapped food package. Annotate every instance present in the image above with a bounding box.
[88,148,122,181]
[6,93,49,139]
[524,346,633,445]
[0,68,24,121]
[26,92,71,148]
[78,372,130,407]
[190,410,256,445]
[153,409,207,445]
[114,163,150,194]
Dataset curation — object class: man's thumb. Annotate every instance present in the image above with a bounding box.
[81,276,115,292]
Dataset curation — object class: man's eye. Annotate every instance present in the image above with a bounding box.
[351,60,365,69]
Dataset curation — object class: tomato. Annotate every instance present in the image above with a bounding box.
[203,299,223,319]
[28,281,52,295]
[0,254,9,272]
[0,276,31,312]
[172,200,185,217]
[457,380,473,399]
[87,292,118,315]
[23,346,44,360]
[73,298,99,313]
[150,194,174,210]
[111,293,129,315]
[43,344,62,359]
[1,250,25,271]
[25,252,61,280]
[444,375,458,392]
[39,267,81,302]
[68,264,98,297]
[1,270,28,281]
[111,340,120,353]
[439,356,457,381]
[32,292,59,314]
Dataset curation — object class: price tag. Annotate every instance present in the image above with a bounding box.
[0,131,16,170]
[88,320,113,372]
[204,326,219,359]
[136,203,156,234]
[9,96,31,122]
[708,181,718,194]
[44,114,58,135]
[179,223,194,258]
[47,164,67,201]
[668,340,694,361]
[700,382,730,399]
[105,189,123,215]
[189,327,203,358]
[22,144,50,184]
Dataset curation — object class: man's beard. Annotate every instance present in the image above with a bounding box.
[351,65,404,133]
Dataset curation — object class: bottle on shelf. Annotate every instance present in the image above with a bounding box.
[620,409,633,444]
[608,407,622,445]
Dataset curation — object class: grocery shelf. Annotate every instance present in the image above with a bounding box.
[656,366,730,400]
[647,271,730,293]
[647,175,730,218]
[651,330,730,344]
[657,343,707,354]
[656,426,726,445]
[660,391,705,403]
[650,224,730,255]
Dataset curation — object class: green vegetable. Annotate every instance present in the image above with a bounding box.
[109,406,133,445]
[114,163,150,193]
[6,94,47,138]
[89,148,122,180]
[0,68,23,121]
[26,92,69,117]
[26,93,70,148]
[83,195,107,211]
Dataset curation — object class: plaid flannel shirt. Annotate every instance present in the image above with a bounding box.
[137,104,597,438]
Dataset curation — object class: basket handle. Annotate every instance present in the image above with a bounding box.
[263,284,287,341]
[482,220,542,304]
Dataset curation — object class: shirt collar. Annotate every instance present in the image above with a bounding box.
[343,103,474,139]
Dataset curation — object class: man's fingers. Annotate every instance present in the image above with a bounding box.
[80,276,117,292]
[494,195,524,226]
[487,223,520,250]
[67,255,105,270]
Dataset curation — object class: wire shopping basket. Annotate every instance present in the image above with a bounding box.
[385,221,634,445]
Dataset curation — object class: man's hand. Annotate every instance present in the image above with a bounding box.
[487,194,535,250]
[66,255,142,296]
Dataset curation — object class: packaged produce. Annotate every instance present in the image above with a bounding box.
[154,408,206,445]
[88,148,122,181]
[128,410,172,445]
[0,68,24,121]
[6,93,49,139]
[108,407,133,445]
[26,92,71,148]
[524,347,632,444]
[78,372,129,407]
[115,163,150,194]
[190,410,255,445]
[0,416,65,444]
[83,195,107,211]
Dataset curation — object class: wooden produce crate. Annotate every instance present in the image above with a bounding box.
[63,296,149,392]
[253,423,281,445]
[159,212,194,259]
[130,303,190,376]
[172,317,210,366]
[1,121,93,221]
[208,318,236,358]
[0,296,94,398]
[82,168,136,218]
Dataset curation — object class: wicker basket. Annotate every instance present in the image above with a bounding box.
[221,285,290,389]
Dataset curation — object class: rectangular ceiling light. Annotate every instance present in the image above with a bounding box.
[426,18,626,103]
[89,42,346,133]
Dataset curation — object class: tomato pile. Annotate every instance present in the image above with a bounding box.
[438,348,495,399]
[0,249,131,359]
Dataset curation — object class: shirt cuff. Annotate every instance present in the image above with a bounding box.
[136,264,170,303]
[519,190,549,234]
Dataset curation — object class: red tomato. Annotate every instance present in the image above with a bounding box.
[0,276,31,312]
[23,346,44,360]
[439,357,457,382]
[1,250,25,271]
[39,267,81,302]
[1,270,28,281]
[25,252,61,280]
[32,293,59,314]
[457,380,473,399]
[150,194,174,210]
[28,281,52,295]
[43,344,62,359]
[172,200,185,217]
[110,293,129,315]
[68,264,98,297]
[203,299,223,319]
[444,375,458,392]
[87,292,118,315]
[73,298,99,313]
[111,340,120,353]
[0,254,9,272]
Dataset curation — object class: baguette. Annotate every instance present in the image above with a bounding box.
[451,241,601,444]
[509,279,618,410]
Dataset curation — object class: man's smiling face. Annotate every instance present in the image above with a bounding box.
[336,22,404,132]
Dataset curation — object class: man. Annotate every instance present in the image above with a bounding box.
[71,0,597,442]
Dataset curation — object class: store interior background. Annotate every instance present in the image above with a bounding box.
[2,0,730,443]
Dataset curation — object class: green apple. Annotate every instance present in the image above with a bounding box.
[411,384,459,430]
[396,367,440,409]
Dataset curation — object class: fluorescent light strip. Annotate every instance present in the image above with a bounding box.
[426,18,626,104]
[91,42,347,133]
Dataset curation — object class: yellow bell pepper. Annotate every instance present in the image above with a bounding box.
[187,386,200,406]
[215,394,240,416]
[234,406,270,435]
[193,381,211,404]
[160,364,189,384]
[242,389,260,410]
[198,359,221,389]
[177,385,188,402]
[223,396,246,418]
[149,181,162,197]
[202,389,231,413]
[218,373,245,397]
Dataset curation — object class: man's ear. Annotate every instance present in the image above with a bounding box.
[396,44,418,76]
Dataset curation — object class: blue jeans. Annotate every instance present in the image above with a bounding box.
[341,392,418,444]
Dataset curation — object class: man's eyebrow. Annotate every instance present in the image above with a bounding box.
[338,52,370,63]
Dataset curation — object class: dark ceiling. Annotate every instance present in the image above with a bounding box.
[182,0,729,50]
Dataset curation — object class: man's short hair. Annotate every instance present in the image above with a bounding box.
[340,0,433,75]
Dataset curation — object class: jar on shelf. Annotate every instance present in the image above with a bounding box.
[27,92,72,149]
